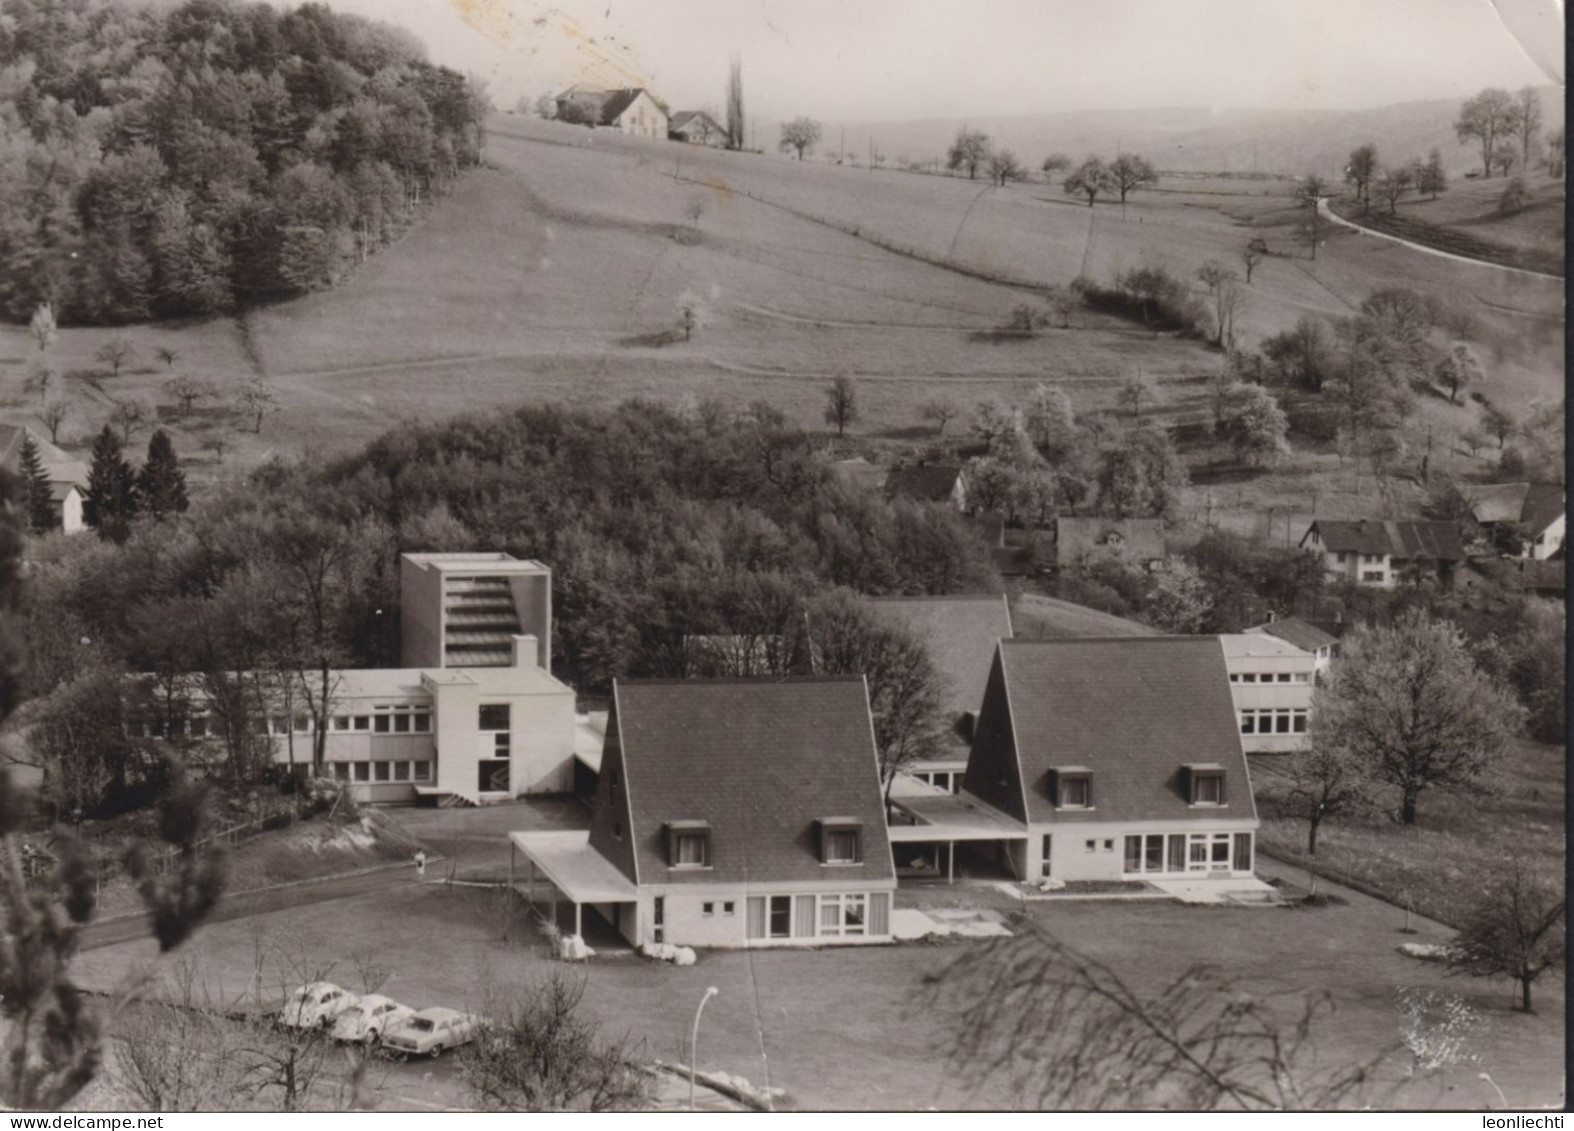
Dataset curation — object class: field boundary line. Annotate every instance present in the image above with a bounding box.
[1318,198,1563,281]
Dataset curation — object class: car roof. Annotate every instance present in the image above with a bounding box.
[297,981,346,995]
[412,1007,466,1021]
[354,994,401,1010]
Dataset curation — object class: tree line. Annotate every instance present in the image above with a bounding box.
[0,0,490,325]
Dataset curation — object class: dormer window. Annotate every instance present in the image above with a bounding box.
[1047,767,1093,810]
[817,819,862,865]
[666,821,710,868]
[1184,764,1227,807]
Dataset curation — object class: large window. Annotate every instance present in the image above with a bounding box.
[478,759,510,793]
[478,704,511,731]
[747,893,890,939]
[818,894,866,937]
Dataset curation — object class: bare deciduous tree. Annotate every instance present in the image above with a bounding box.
[95,336,138,378]
[777,117,821,161]
[927,922,1390,1109]
[1449,857,1564,1013]
[917,394,961,437]
[947,128,991,180]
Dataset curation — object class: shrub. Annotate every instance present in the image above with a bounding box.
[1496,177,1529,214]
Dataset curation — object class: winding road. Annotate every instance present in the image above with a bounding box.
[1316,197,1563,281]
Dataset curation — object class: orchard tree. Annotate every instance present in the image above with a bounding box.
[238,377,280,433]
[39,399,69,444]
[1311,610,1525,826]
[778,117,821,160]
[823,374,860,437]
[94,336,138,378]
[155,347,180,371]
[28,303,56,354]
[1455,88,1516,177]
[1040,153,1071,184]
[1045,278,1089,328]
[986,149,1027,186]
[1278,740,1373,855]
[1374,167,1413,214]
[1511,86,1543,170]
[1450,857,1564,1013]
[1414,149,1447,200]
[1240,241,1262,284]
[1344,144,1378,207]
[1481,403,1515,449]
[1228,384,1291,468]
[947,128,992,180]
[1108,154,1158,204]
[1146,557,1212,633]
[165,375,215,416]
[917,394,961,436]
[674,289,706,342]
[1117,371,1157,418]
[1434,343,1482,405]
[1064,158,1116,207]
[1293,175,1329,260]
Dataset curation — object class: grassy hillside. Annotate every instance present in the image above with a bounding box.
[0,112,1561,543]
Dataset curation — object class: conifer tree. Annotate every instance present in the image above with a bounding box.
[82,426,138,542]
[137,429,188,521]
[17,433,54,534]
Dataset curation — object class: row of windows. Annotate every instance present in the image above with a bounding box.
[1121,832,1252,875]
[742,892,891,940]
[1239,708,1309,735]
[1227,671,1310,684]
[135,702,516,740]
[1334,552,1385,564]
[330,760,432,783]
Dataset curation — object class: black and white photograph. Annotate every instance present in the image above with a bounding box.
[0,0,1563,1114]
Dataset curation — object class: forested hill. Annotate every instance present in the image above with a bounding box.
[0,0,489,324]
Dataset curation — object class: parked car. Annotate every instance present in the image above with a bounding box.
[278,982,358,1031]
[382,1007,480,1058]
[329,994,414,1045]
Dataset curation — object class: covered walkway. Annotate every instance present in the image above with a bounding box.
[508,830,638,939]
[887,779,1028,884]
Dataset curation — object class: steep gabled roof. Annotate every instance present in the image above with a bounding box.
[1055,517,1165,565]
[670,110,723,134]
[1521,485,1565,536]
[1246,616,1338,653]
[886,464,963,503]
[606,678,895,886]
[0,424,80,485]
[1304,520,1465,561]
[985,638,1255,825]
[865,595,1013,720]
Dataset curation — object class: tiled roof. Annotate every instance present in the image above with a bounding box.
[607,678,895,887]
[1055,517,1165,565]
[1458,483,1530,525]
[1011,594,1158,639]
[865,595,1013,720]
[0,424,82,486]
[1248,617,1338,653]
[886,464,963,503]
[1305,520,1465,561]
[1521,485,1564,536]
[670,110,722,134]
[989,638,1255,825]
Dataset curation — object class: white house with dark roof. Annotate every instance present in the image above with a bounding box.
[956,638,1258,883]
[865,594,1013,793]
[1457,483,1565,560]
[1244,616,1339,676]
[0,423,87,534]
[511,677,897,949]
[1301,519,1467,589]
[668,110,726,146]
[555,86,668,138]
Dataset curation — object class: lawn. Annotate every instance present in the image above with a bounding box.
[1252,739,1565,930]
[68,812,1564,1111]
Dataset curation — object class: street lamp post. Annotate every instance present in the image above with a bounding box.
[690,986,719,1111]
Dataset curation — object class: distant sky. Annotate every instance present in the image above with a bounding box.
[324,0,1562,119]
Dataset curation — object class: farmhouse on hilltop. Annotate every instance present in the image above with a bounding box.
[555,86,668,139]
[669,110,727,146]
[511,678,897,948]
[1300,519,1466,589]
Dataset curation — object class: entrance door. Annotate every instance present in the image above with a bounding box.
[1039,834,1053,879]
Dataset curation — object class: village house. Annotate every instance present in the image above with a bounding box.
[1054,516,1166,572]
[1456,483,1565,560]
[511,678,897,948]
[1218,633,1315,754]
[555,86,669,139]
[885,463,968,512]
[865,595,1014,793]
[911,638,1259,884]
[1299,519,1466,589]
[1243,615,1339,677]
[0,423,87,534]
[668,110,727,146]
